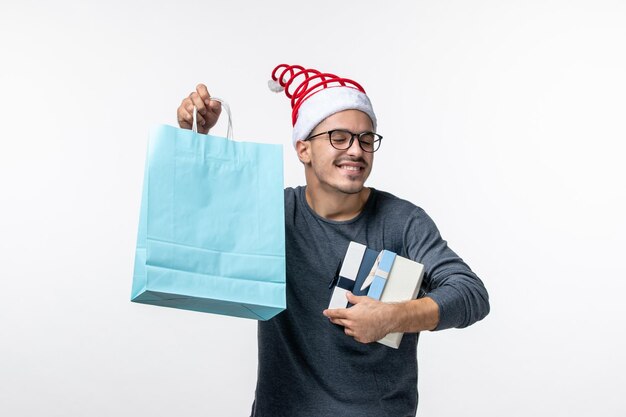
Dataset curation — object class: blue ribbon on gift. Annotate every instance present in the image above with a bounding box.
[336,276,355,291]
[328,259,356,292]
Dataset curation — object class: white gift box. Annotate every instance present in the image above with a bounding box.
[328,242,426,349]
[328,242,367,309]
[377,255,425,349]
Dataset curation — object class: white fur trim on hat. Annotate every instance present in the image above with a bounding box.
[292,87,377,147]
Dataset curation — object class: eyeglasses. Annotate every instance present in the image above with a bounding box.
[305,129,383,153]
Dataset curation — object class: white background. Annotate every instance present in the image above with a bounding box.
[1,1,625,416]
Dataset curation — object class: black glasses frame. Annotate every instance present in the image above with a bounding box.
[305,129,383,153]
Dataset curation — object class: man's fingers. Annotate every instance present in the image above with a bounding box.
[178,85,220,132]
[208,99,222,116]
[196,83,211,105]
[329,317,350,327]
[178,106,192,127]
[182,97,196,117]
[346,292,368,304]
[178,98,190,119]
[190,92,207,115]
[324,308,349,320]
[178,106,206,126]
[194,85,221,129]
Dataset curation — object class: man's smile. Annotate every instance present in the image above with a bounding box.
[335,159,367,173]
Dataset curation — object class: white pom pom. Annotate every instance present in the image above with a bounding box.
[268,79,285,93]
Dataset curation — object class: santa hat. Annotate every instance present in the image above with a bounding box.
[268,64,377,148]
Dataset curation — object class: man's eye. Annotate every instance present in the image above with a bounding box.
[358,134,374,144]
[330,132,351,142]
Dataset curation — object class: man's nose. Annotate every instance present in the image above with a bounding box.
[346,136,364,156]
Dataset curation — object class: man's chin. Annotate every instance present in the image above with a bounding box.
[334,182,366,195]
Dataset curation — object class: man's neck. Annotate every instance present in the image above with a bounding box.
[305,185,371,221]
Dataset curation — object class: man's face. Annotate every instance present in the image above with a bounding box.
[298,109,375,195]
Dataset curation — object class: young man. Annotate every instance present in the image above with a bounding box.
[176,64,490,417]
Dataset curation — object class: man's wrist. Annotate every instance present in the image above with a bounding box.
[389,297,440,334]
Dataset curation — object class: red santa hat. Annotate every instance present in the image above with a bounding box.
[268,64,377,148]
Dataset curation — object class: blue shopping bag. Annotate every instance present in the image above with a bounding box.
[131,108,286,320]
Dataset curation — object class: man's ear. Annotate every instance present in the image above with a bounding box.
[295,140,311,164]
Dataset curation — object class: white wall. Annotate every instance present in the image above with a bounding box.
[1,1,624,416]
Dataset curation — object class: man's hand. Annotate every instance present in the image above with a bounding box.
[323,292,397,344]
[323,293,440,344]
[177,84,222,134]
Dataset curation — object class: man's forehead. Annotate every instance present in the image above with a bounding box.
[314,109,375,132]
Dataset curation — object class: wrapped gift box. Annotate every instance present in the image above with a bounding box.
[351,247,380,300]
[377,255,425,349]
[329,241,425,349]
[362,250,397,300]
[328,242,366,309]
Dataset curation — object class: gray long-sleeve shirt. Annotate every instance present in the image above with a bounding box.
[250,186,490,417]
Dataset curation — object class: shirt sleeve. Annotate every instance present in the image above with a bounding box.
[402,207,490,331]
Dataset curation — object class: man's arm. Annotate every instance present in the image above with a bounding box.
[324,207,490,344]
[405,207,490,331]
[323,293,439,344]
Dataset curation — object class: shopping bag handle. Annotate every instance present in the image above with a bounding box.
[192,97,233,140]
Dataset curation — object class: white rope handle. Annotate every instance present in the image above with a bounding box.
[192,97,233,139]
